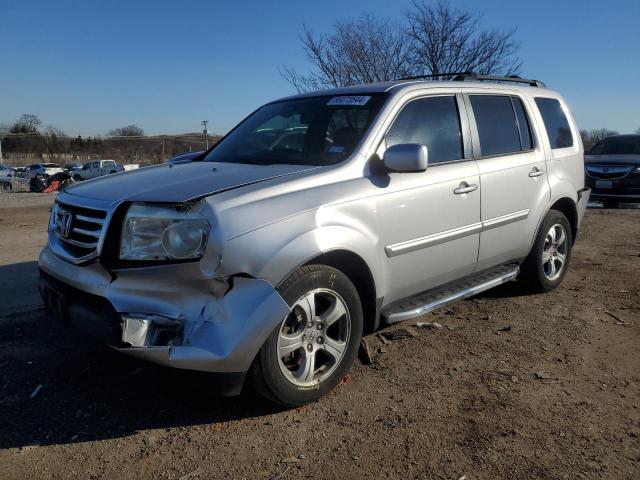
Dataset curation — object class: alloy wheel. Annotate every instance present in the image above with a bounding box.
[277,288,350,386]
[542,223,568,281]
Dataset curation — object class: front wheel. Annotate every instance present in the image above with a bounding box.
[519,209,572,293]
[250,264,363,407]
[1,181,11,192]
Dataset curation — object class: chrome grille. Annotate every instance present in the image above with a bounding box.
[585,165,634,180]
[53,201,107,262]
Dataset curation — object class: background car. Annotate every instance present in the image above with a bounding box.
[25,163,64,179]
[0,164,14,191]
[585,134,640,207]
[64,162,83,174]
[72,159,139,181]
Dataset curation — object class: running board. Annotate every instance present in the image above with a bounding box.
[383,265,520,324]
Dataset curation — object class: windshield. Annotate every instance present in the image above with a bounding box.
[202,94,387,166]
[589,136,640,155]
[43,163,61,168]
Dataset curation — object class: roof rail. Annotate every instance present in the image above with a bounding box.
[398,71,545,88]
[399,72,469,81]
[453,71,546,88]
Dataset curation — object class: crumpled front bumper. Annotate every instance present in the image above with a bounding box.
[38,246,290,378]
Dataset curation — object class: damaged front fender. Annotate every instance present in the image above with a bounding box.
[119,277,290,373]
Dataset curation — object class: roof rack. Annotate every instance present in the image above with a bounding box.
[454,71,545,88]
[399,71,545,88]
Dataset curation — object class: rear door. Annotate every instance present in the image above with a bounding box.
[376,93,481,304]
[464,92,550,271]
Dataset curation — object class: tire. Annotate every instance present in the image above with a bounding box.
[519,209,573,293]
[73,175,82,181]
[602,199,618,208]
[1,182,11,192]
[250,264,363,407]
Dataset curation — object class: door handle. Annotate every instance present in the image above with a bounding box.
[453,182,478,195]
[529,167,544,178]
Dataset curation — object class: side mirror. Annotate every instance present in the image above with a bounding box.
[383,144,429,172]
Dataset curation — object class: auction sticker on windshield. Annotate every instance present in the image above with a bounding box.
[327,96,371,106]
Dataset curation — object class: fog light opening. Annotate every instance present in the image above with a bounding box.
[121,314,183,347]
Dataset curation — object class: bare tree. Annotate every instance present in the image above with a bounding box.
[108,125,145,137]
[282,14,414,92]
[10,113,42,134]
[43,126,67,156]
[282,1,521,91]
[580,128,619,151]
[406,0,521,77]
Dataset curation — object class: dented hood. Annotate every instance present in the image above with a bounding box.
[64,162,317,203]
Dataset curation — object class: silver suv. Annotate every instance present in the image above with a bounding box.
[39,73,590,406]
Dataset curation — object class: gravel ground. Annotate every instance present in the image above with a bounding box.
[0,193,638,480]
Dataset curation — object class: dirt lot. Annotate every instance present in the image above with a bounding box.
[0,193,638,480]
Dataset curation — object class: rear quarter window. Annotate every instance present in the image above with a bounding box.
[535,97,574,149]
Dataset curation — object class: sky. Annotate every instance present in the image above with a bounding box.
[1,0,639,136]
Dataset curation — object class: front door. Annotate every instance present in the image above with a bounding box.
[376,94,481,305]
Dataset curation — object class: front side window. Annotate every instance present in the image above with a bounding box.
[202,94,387,166]
[470,95,522,157]
[535,97,573,149]
[385,96,463,164]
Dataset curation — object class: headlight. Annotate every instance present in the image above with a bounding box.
[120,204,210,261]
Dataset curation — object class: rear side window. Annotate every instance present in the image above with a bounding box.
[385,96,463,164]
[535,97,573,149]
[470,95,522,157]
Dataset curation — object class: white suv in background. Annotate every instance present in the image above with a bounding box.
[25,163,64,179]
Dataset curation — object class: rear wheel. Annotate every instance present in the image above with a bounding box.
[519,210,572,293]
[250,264,363,407]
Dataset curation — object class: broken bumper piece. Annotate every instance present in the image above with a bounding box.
[38,246,291,385]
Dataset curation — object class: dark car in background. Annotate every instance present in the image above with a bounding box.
[585,134,640,207]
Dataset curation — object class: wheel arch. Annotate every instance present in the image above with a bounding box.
[549,196,578,244]
[300,249,379,335]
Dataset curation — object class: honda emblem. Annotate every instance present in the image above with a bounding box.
[58,209,73,238]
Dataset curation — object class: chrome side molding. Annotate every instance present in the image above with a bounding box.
[385,222,483,257]
[385,210,529,257]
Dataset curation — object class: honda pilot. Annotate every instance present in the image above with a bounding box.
[39,73,590,406]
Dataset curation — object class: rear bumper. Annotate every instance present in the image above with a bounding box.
[576,188,590,228]
[38,246,290,393]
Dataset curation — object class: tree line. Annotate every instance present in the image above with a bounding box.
[0,114,213,165]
